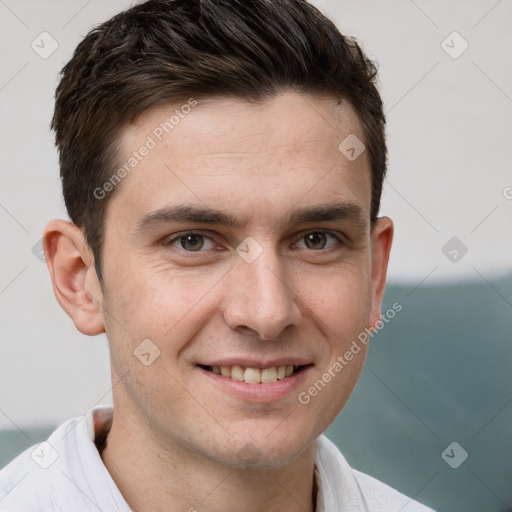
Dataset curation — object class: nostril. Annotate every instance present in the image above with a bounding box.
[235,326,260,337]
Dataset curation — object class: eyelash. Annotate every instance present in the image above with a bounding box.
[163,230,344,253]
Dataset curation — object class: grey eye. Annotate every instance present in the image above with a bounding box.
[303,232,327,250]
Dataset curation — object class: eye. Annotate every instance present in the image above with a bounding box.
[166,232,216,252]
[296,231,340,250]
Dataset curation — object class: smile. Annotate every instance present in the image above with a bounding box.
[199,364,308,384]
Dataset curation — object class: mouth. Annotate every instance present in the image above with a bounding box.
[198,364,311,384]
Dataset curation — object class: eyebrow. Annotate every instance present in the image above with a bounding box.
[132,202,367,236]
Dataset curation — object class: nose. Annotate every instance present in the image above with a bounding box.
[222,246,302,340]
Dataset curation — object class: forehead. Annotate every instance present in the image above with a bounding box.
[107,92,371,230]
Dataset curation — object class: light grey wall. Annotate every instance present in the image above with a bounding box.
[0,0,510,429]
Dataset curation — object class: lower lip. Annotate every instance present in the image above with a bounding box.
[197,366,312,403]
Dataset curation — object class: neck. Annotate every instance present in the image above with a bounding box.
[100,407,317,512]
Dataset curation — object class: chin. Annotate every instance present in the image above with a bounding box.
[208,425,317,470]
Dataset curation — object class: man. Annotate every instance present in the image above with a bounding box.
[0,0,434,510]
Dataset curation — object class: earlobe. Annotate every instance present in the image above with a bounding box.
[43,220,105,336]
[368,217,394,330]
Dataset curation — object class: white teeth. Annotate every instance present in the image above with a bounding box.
[210,364,300,383]
[231,365,245,381]
[244,367,261,384]
[261,367,278,383]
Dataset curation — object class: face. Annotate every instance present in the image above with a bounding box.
[98,92,391,467]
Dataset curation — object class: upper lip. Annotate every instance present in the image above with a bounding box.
[198,357,313,368]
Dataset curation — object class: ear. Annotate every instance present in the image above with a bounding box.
[43,219,105,336]
[368,216,394,330]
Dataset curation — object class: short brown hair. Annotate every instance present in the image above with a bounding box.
[52,0,386,280]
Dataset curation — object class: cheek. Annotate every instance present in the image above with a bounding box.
[297,262,372,337]
[104,264,225,349]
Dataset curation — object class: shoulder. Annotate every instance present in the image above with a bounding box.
[0,446,42,511]
[352,469,435,512]
[0,416,92,511]
[315,435,435,512]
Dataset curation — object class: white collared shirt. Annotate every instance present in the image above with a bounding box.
[0,406,434,511]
